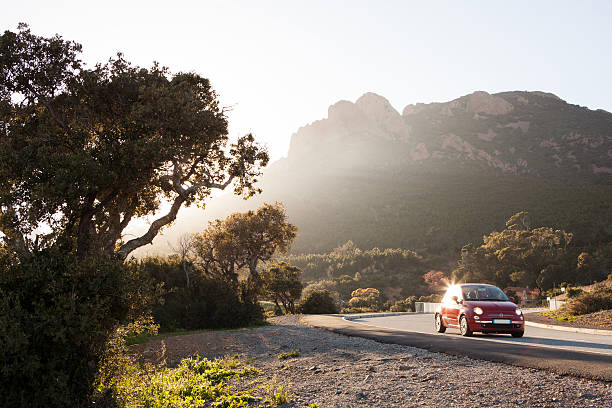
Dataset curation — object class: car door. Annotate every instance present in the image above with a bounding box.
[443,286,461,327]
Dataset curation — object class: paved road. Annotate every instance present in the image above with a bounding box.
[353,313,612,356]
[302,314,612,381]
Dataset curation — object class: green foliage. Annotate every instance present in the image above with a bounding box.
[277,349,301,360]
[565,286,583,298]
[299,289,339,314]
[452,212,572,289]
[283,243,427,300]
[344,287,386,312]
[139,257,264,331]
[106,355,261,408]
[306,403,321,408]
[389,298,413,312]
[262,262,303,314]
[232,158,612,262]
[566,286,612,315]
[193,203,297,289]
[0,248,153,407]
[0,25,268,260]
[265,381,293,407]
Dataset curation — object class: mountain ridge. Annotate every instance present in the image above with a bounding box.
[134,90,612,261]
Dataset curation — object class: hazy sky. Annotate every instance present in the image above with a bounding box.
[3,1,611,162]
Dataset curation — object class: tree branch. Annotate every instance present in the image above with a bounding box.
[116,195,186,260]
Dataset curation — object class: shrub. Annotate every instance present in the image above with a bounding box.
[346,287,386,311]
[265,382,293,407]
[566,287,612,315]
[107,355,261,408]
[140,257,264,331]
[0,248,151,407]
[299,289,339,314]
[565,286,583,298]
[278,349,301,360]
[390,298,413,312]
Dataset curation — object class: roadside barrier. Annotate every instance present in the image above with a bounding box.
[548,299,566,310]
[415,302,441,313]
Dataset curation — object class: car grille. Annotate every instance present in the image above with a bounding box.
[480,323,522,329]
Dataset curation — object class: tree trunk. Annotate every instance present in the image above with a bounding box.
[182,259,190,288]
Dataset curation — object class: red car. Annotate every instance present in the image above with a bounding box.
[435,284,524,337]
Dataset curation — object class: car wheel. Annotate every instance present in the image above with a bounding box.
[511,331,524,338]
[435,313,446,333]
[459,315,473,337]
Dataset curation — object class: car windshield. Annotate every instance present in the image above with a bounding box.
[462,285,509,301]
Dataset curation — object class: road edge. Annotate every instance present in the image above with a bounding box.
[524,320,612,336]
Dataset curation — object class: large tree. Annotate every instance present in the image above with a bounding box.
[0,25,268,260]
[452,212,572,289]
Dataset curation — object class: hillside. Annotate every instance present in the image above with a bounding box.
[136,91,612,263]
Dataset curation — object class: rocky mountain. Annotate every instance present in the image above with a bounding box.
[137,91,612,263]
[286,90,612,183]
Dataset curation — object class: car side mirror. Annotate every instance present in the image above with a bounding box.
[509,296,515,303]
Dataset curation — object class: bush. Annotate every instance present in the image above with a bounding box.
[299,289,339,314]
[565,286,583,298]
[0,248,150,407]
[390,298,413,312]
[140,257,264,331]
[566,287,612,315]
[347,288,385,310]
[107,355,261,408]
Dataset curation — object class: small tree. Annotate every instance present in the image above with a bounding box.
[262,262,303,314]
[193,203,297,290]
[347,287,385,310]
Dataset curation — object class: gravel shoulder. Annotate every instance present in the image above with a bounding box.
[131,315,612,407]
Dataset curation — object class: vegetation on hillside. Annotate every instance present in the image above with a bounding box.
[283,241,428,300]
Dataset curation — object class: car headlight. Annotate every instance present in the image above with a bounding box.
[473,307,483,315]
[515,309,522,315]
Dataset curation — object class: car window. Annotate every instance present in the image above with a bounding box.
[461,285,509,301]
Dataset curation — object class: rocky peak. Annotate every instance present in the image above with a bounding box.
[327,100,365,124]
[355,92,406,138]
[460,91,514,115]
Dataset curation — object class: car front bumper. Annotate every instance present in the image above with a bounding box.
[469,317,524,332]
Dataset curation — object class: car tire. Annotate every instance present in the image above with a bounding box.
[511,331,524,338]
[435,313,446,333]
[459,315,473,337]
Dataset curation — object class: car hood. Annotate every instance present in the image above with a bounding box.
[464,301,518,312]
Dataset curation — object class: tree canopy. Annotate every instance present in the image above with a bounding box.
[192,203,297,286]
[261,261,303,314]
[452,212,573,289]
[0,25,269,260]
